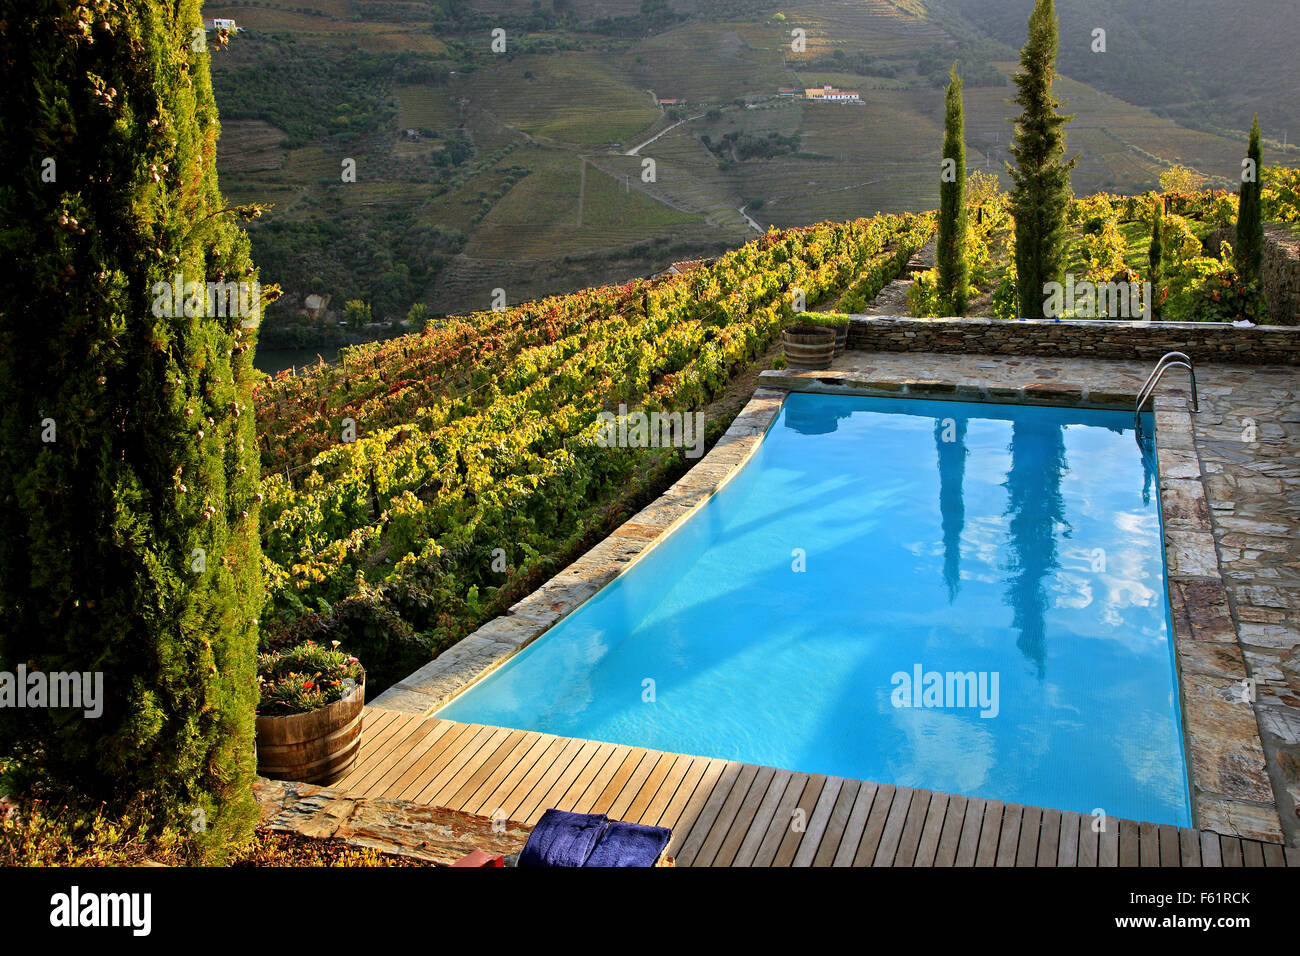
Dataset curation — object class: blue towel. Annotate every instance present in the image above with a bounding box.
[517,810,608,868]
[585,819,671,868]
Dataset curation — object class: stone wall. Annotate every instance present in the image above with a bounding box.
[1263,225,1300,324]
[846,316,1300,365]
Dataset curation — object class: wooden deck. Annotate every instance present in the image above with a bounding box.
[333,707,1296,867]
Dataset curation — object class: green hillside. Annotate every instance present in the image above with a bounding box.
[203,0,1296,339]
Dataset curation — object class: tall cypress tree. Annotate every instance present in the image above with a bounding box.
[938,64,969,316]
[1008,0,1076,319]
[0,1,263,858]
[1235,114,1264,286]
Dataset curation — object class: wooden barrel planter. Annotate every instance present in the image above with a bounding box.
[255,676,365,785]
[830,322,848,356]
[781,325,836,370]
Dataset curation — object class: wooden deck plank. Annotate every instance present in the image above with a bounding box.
[552,742,621,814]
[1098,818,1119,867]
[770,773,826,868]
[672,761,746,866]
[1036,808,1059,868]
[995,803,1022,867]
[442,729,534,813]
[955,797,986,867]
[751,772,809,868]
[1158,825,1181,868]
[335,710,410,788]
[354,715,449,797]
[1241,840,1265,868]
[462,733,556,817]
[632,753,695,827]
[934,793,967,867]
[852,783,898,867]
[1200,830,1223,867]
[654,756,715,832]
[694,764,767,868]
[1057,811,1080,867]
[810,778,862,868]
[412,725,512,806]
[1118,819,1141,867]
[495,737,583,820]
[431,729,529,810]
[873,786,916,867]
[1139,821,1159,867]
[831,781,878,868]
[422,726,517,807]
[587,749,651,817]
[661,759,728,854]
[1016,806,1041,866]
[1262,841,1286,867]
[710,766,778,868]
[792,775,845,867]
[1077,813,1099,867]
[605,750,663,822]
[975,800,1004,867]
[380,720,478,802]
[517,739,603,824]
[566,745,635,815]
[618,752,680,824]
[1178,828,1202,867]
[894,788,934,868]
[1282,845,1300,868]
[912,792,949,868]
[395,722,494,803]
[1221,836,1244,867]
[733,768,796,867]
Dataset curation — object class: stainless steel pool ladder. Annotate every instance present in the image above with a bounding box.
[1135,352,1198,438]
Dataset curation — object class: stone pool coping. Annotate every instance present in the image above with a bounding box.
[371,365,1285,844]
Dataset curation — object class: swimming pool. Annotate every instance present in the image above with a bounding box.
[437,392,1193,827]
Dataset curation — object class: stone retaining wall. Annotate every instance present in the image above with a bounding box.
[846,315,1300,365]
[1264,225,1300,324]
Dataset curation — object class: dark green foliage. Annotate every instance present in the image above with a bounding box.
[1234,115,1265,286]
[1008,0,1077,318]
[1149,199,1164,321]
[0,0,263,859]
[938,65,969,316]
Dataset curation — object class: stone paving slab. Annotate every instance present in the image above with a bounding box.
[253,778,530,865]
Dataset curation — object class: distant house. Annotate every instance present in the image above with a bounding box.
[658,98,683,108]
[204,17,238,32]
[302,293,331,323]
[804,84,860,103]
[777,87,799,97]
[651,257,715,280]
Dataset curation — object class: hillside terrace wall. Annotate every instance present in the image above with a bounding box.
[845,316,1300,365]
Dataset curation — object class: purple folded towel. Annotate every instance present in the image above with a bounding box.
[584,819,671,868]
[517,810,607,868]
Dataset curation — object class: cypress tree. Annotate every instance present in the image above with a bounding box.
[1235,114,1264,286]
[938,64,969,316]
[1008,0,1077,319]
[1149,198,1164,321]
[0,1,264,858]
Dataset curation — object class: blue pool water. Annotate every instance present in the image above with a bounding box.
[438,393,1192,826]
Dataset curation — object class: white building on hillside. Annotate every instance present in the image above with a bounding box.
[804,84,861,103]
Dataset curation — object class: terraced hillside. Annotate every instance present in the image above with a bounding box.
[204,0,1295,332]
